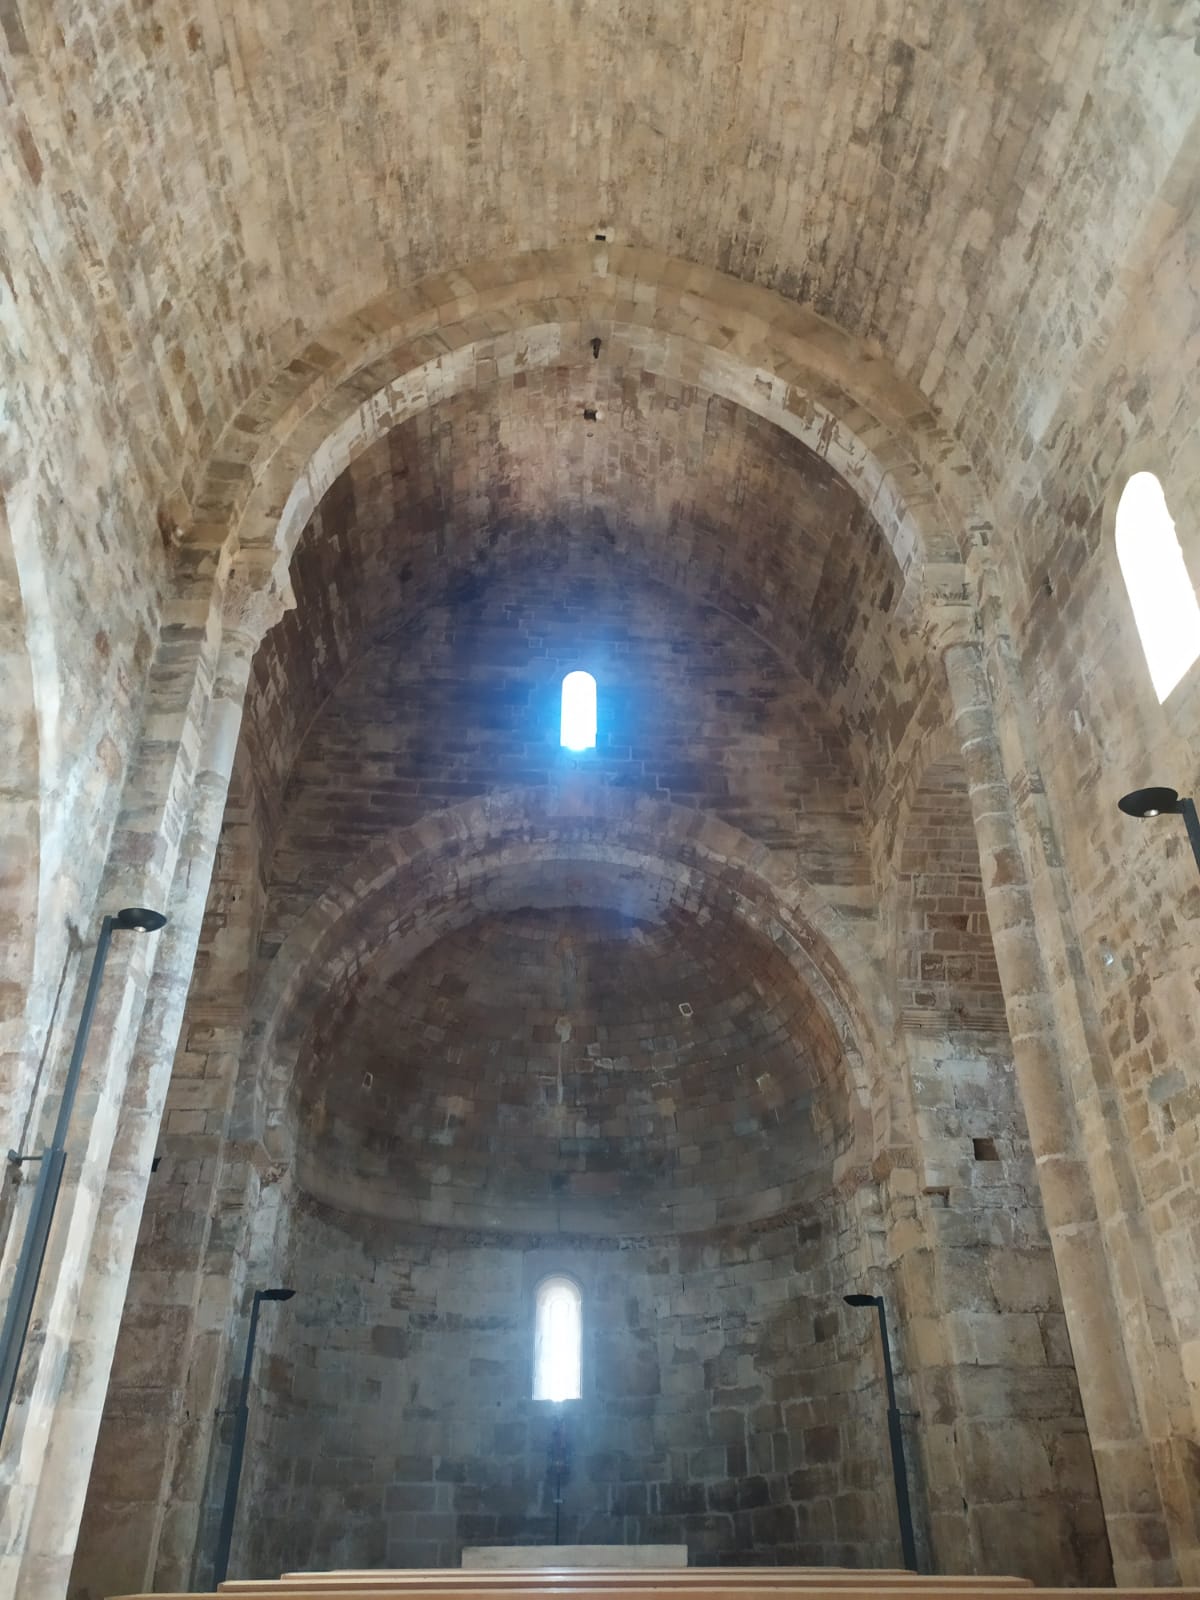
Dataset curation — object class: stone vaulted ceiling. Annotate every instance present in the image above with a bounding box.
[5,1,1199,1593]
[13,0,1196,568]
[156,1,1197,1173]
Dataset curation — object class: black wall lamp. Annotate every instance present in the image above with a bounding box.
[1117,787,1200,876]
[0,908,167,1443]
[844,1292,918,1571]
[212,1286,296,1586]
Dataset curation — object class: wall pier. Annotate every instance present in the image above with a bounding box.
[943,639,1190,1583]
[0,570,283,1600]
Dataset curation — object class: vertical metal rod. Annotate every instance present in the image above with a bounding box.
[0,1150,67,1435]
[49,915,115,1148]
[0,916,115,1442]
[547,1406,566,1545]
[212,1291,266,1587]
[872,1299,918,1573]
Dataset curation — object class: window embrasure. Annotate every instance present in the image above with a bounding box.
[560,671,597,752]
[1115,471,1200,702]
[532,1275,582,1401]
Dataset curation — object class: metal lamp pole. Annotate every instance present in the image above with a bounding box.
[212,1286,296,1586]
[0,907,166,1442]
[844,1292,918,1571]
[1117,786,1200,876]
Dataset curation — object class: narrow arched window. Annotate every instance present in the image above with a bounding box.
[533,1275,582,1400]
[560,671,596,751]
[1116,471,1200,702]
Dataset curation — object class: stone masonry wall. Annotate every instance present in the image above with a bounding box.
[243,378,925,847]
[888,739,1110,1581]
[256,550,870,960]
[238,1197,899,1575]
[7,5,1199,1593]
[897,757,1006,1034]
[1001,158,1200,1466]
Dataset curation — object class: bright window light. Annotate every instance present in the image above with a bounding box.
[560,671,597,751]
[1116,471,1200,702]
[533,1276,582,1401]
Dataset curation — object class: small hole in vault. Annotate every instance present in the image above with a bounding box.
[583,406,598,421]
[972,1136,1000,1161]
[591,337,602,359]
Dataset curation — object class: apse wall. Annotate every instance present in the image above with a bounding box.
[233,888,895,1572]
[239,1198,901,1574]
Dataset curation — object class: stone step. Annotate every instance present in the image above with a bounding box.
[112,1580,1200,1600]
[236,1577,1034,1592]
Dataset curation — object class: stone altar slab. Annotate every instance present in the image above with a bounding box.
[463,1545,688,1569]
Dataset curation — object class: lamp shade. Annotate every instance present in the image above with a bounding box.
[1117,787,1181,819]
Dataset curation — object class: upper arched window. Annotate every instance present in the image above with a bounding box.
[560,671,597,751]
[1115,471,1200,702]
[532,1275,582,1400]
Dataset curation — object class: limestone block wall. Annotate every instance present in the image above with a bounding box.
[903,1029,1109,1580]
[238,1200,900,1574]
[896,756,1006,1033]
[981,148,1200,1578]
[252,522,875,960]
[4,6,1198,1594]
[246,381,919,818]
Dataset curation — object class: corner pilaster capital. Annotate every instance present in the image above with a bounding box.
[220,558,295,655]
[918,600,980,658]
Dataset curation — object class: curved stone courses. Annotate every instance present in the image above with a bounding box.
[239,788,890,1184]
[0,500,42,1151]
[245,401,900,842]
[189,248,990,585]
[18,0,1186,582]
[267,317,932,589]
[293,904,851,1234]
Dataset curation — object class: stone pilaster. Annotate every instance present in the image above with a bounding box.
[7,565,287,1600]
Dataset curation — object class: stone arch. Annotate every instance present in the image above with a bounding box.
[0,492,44,1152]
[266,318,937,589]
[190,248,994,608]
[238,788,894,1182]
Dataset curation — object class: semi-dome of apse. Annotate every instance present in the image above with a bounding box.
[293,898,855,1236]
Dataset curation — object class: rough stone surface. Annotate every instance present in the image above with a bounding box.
[241,1202,900,1573]
[293,907,848,1232]
[0,5,1196,1599]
